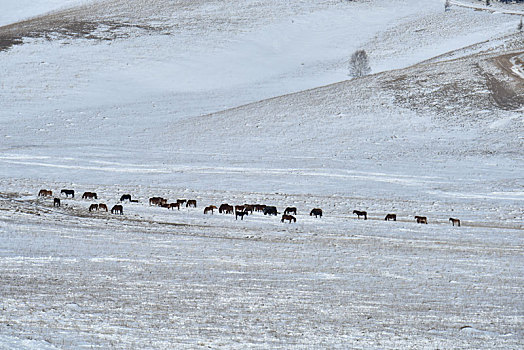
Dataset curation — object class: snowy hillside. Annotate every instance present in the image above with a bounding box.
[0,0,523,348]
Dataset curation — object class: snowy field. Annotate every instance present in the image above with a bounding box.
[0,0,523,348]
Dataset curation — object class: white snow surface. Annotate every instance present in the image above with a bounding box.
[0,0,523,348]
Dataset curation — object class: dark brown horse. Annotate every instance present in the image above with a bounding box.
[53,198,61,207]
[254,205,266,213]
[449,218,460,227]
[177,199,187,206]
[38,189,52,197]
[98,203,108,212]
[310,208,322,218]
[243,205,254,214]
[204,205,217,214]
[284,207,297,215]
[281,214,296,223]
[82,192,98,200]
[60,189,74,198]
[385,213,396,221]
[219,204,234,214]
[168,202,180,210]
[111,205,123,214]
[89,204,99,212]
[186,200,197,208]
[415,216,427,224]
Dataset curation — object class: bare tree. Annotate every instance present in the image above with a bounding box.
[348,49,371,78]
[519,17,523,32]
[445,0,451,11]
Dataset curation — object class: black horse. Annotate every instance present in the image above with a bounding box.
[60,189,74,198]
[263,206,278,216]
[353,210,367,220]
[120,194,132,202]
[384,213,396,221]
[235,210,249,220]
[310,208,323,218]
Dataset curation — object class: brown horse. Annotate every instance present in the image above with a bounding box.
[186,199,197,208]
[235,210,248,220]
[219,204,234,214]
[149,197,167,206]
[235,205,245,212]
[111,205,123,214]
[415,216,427,224]
[177,199,187,206]
[53,198,61,207]
[310,208,323,218]
[204,205,217,214]
[353,210,367,220]
[89,204,99,212]
[449,218,460,227]
[385,213,396,221]
[281,214,296,223]
[82,192,98,200]
[243,205,254,214]
[284,207,297,215]
[38,189,52,197]
[254,204,266,213]
[98,203,108,212]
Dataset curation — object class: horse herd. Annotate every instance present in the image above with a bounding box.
[37,188,461,227]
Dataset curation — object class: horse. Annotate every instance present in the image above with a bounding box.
[60,189,74,198]
[111,205,123,214]
[149,197,166,206]
[98,203,108,212]
[281,214,296,223]
[263,206,278,216]
[120,194,132,202]
[449,218,460,227]
[53,198,61,207]
[204,205,217,214]
[89,204,99,212]
[219,204,234,214]
[353,210,367,220]
[385,213,396,221]
[168,203,180,210]
[186,200,197,208]
[243,205,254,214]
[284,207,297,215]
[235,205,245,212]
[38,189,52,197]
[82,192,97,200]
[415,216,427,224]
[310,208,322,218]
[177,199,187,206]
[254,205,266,213]
[235,210,248,220]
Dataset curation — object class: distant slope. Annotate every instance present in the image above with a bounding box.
[170,43,523,163]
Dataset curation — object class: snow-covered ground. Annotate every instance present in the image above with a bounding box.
[0,0,523,348]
